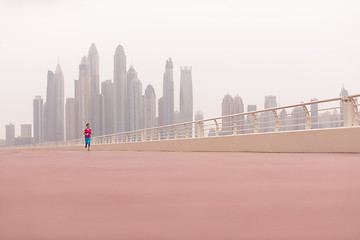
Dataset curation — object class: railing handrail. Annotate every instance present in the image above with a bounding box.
[12,94,360,148]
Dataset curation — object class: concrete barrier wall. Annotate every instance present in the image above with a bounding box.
[34,127,360,153]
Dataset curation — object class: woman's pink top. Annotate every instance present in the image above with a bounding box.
[84,128,91,138]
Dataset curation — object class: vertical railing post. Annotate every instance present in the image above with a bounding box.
[166,127,170,140]
[342,97,357,127]
[174,126,178,139]
[252,113,258,133]
[302,105,311,130]
[141,130,145,141]
[196,121,204,138]
[272,110,279,132]
[200,121,204,137]
[214,119,220,136]
[349,97,359,126]
[232,116,237,135]
[158,128,161,140]
[185,124,189,138]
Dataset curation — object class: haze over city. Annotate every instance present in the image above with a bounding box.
[1,0,360,139]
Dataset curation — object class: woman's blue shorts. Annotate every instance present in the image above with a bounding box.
[85,137,91,146]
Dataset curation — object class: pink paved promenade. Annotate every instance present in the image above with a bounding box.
[0,150,360,240]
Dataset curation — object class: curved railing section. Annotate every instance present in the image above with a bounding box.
[13,94,360,148]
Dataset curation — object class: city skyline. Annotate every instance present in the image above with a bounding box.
[1,0,360,138]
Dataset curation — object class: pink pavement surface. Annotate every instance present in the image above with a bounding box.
[0,150,360,240]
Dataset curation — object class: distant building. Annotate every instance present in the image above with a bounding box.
[221,94,234,135]
[44,64,64,142]
[14,137,33,146]
[101,80,116,135]
[233,95,244,134]
[143,85,157,129]
[127,66,137,131]
[279,109,290,131]
[5,124,15,146]
[180,67,193,123]
[21,124,32,137]
[160,58,174,126]
[78,56,91,134]
[246,105,257,133]
[158,97,164,127]
[291,106,306,130]
[114,44,127,133]
[260,96,277,132]
[88,43,100,131]
[128,71,143,131]
[0,139,5,147]
[33,95,44,143]
[195,110,204,121]
[247,105,257,112]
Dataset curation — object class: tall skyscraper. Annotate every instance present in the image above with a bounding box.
[143,84,157,129]
[44,64,64,142]
[114,44,127,133]
[101,80,116,135]
[127,66,137,131]
[88,43,100,99]
[158,97,163,127]
[78,56,91,132]
[264,96,277,109]
[5,124,15,146]
[33,95,44,144]
[54,64,65,141]
[221,94,234,134]
[180,67,193,123]
[21,124,32,137]
[291,106,306,130]
[45,70,56,142]
[88,44,100,131]
[161,58,174,126]
[128,72,143,131]
[195,110,204,121]
[233,95,244,133]
[65,98,78,140]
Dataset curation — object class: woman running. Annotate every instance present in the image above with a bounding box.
[84,123,92,151]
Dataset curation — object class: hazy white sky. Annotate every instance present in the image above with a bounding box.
[0,0,360,138]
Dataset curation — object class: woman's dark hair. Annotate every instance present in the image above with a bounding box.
[86,123,90,126]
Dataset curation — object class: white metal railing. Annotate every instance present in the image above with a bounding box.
[10,94,360,149]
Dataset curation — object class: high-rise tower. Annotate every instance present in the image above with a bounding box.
[161,58,174,126]
[33,95,44,144]
[143,84,157,129]
[78,56,91,132]
[54,64,64,141]
[114,45,127,133]
[180,67,193,123]
[128,70,143,131]
[88,43,100,133]
[44,64,64,142]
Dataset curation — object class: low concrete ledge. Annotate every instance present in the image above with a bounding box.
[29,126,360,153]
